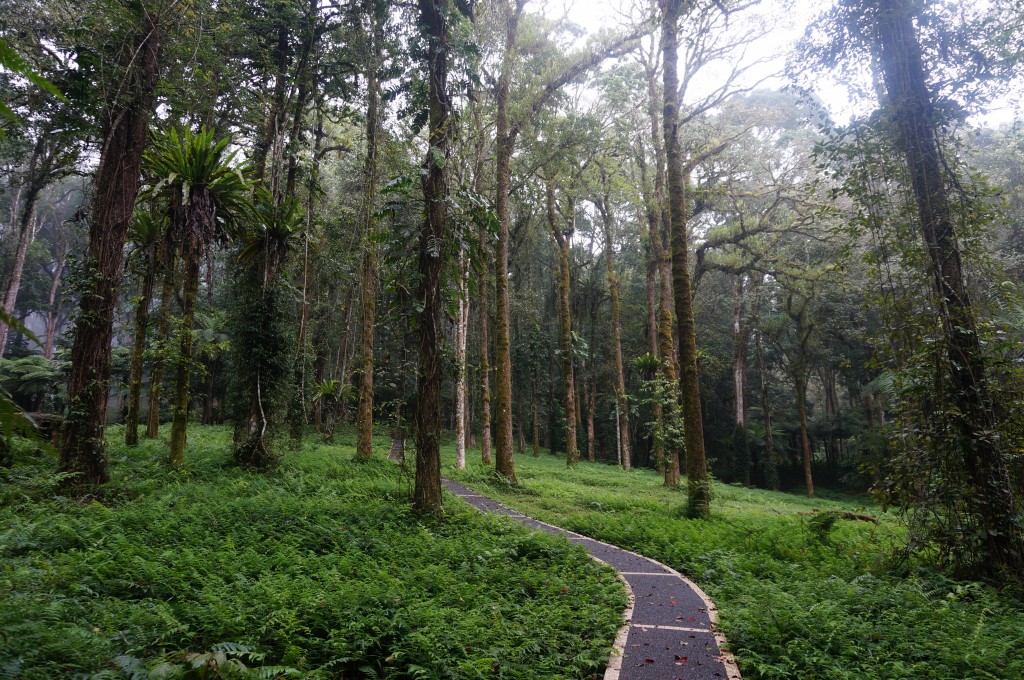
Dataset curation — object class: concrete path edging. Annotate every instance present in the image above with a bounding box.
[443,479,742,680]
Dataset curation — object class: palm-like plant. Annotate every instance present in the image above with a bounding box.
[143,127,253,466]
[311,379,352,443]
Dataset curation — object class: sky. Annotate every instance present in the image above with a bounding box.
[538,0,1020,128]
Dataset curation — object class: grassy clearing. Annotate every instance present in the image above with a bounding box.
[0,426,625,679]
[446,447,1024,680]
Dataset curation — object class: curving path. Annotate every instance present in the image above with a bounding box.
[443,479,742,680]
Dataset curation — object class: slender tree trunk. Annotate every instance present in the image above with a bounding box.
[355,7,383,461]
[413,0,451,515]
[596,197,632,470]
[0,148,43,355]
[146,253,175,438]
[60,13,161,486]
[491,2,526,484]
[545,180,579,465]
[795,372,814,498]
[663,0,709,516]
[874,0,1023,571]
[125,252,157,446]
[585,372,596,462]
[644,42,680,486]
[755,331,778,490]
[168,255,201,466]
[43,254,67,360]
[531,371,540,456]
[455,254,468,470]
[474,126,494,466]
[733,277,748,428]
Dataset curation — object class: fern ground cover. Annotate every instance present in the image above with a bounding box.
[0,426,624,679]
[446,449,1024,680]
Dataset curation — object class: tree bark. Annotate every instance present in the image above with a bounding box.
[644,39,681,486]
[596,196,632,470]
[413,0,452,515]
[491,2,526,484]
[60,11,161,486]
[43,253,68,360]
[795,371,814,498]
[146,251,175,438]
[663,0,710,516]
[355,5,383,461]
[168,251,201,466]
[0,141,45,356]
[124,249,158,446]
[545,179,579,465]
[874,0,1022,571]
[455,254,468,470]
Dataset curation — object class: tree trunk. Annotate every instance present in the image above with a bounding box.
[43,254,68,360]
[355,8,383,462]
[168,255,200,466]
[491,2,526,484]
[455,254,468,470]
[475,135,494,467]
[585,372,596,462]
[733,277,748,428]
[0,148,43,356]
[412,0,451,515]
[545,180,579,465]
[874,0,1023,571]
[596,196,632,470]
[125,251,158,446]
[146,252,176,438]
[755,331,778,490]
[60,13,161,486]
[644,41,680,486]
[663,0,709,515]
[795,372,814,498]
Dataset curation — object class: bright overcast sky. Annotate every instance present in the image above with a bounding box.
[540,0,1020,127]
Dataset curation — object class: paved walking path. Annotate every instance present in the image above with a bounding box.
[443,479,741,680]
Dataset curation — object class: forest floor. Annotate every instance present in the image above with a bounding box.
[0,425,624,679]
[446,447,1024,680]
[2,425,1023,679]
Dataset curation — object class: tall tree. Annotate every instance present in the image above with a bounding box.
[413,0,454,515]
[870,0,1022,571]
[60,5,162,486]
[661,0,710,517]
[355,0,385,461]
[543,177,579,465]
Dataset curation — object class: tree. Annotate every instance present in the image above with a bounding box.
[661,0,710,517]
[412,0,455,515]
[124,212,168,446]
[60,4,162,487]
[144,127,252,466]
[870,0,1022,572]
[355,0,386,462]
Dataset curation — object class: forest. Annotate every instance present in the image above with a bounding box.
[1,0,1024,677]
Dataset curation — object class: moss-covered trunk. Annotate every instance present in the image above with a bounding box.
[60,12,161,487]
[355,3,383,462]
[545,180,578,466]
[168,254,201,467]
[412,0,451,515]
[874,0,1023,572]
[125,253,157,446]
[597,197,632,470]
[146,254,176,439]
[662,0,710,517]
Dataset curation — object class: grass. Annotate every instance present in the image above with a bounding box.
[0,426,625,679]
[446,446,1024,680]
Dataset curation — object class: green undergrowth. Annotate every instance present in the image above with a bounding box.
[447,448,1024,680]
[0,426,625,679]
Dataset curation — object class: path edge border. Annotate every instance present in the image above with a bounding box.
[444,480,742,680]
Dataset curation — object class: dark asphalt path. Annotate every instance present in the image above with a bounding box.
[442,479,741,680]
